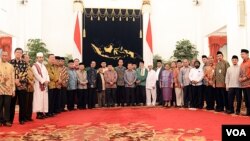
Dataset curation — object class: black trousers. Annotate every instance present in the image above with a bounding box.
[48,89,56,114]
[136,85,146,105]
[54,88,61,113]
[228,88,242,113]
[88,88,97,109]
[60,87,67,111]
[10,90,27,123]
[201,85,206,108]
[117,86,125,106]
[183,85,191,107]
[0,95,12,123]
[25,92,33,120]
[215,88,228,111]
[156,81,163,105]
[171,83,177,106]
[205,86,215,110]
[242,88,250,114]
[126,87,135,106]
[106,88,116,106]
[190,85,203,108]
[67,90,76,110]
[9,94,17,123]
[77,89,88,109]
[16,90,27,122]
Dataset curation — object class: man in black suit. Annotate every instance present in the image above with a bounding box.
[155,60,164,106]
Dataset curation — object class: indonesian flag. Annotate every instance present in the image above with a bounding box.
[146,17,153,53]
[143,15,153,66]
[74,14,81,55]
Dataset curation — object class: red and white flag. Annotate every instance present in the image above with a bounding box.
[146,17,153,53]
[74,14,81,55]
[143,15,153,66]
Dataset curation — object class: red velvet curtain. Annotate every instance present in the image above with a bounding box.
[0,37,12,60]
[208,36,227,62]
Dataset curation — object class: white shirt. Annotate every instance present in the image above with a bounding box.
[146,69,157,89]
[156,67,162,81]
[225,65,240,88]
[189,68,204,86]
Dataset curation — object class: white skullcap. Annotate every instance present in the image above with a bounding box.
[36,52,43,57]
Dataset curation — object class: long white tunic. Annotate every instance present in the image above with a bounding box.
[32,62,50,113]
[146,69,157,89]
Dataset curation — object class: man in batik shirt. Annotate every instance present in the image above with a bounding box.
[9,48,28,125]
[213,51,230,112]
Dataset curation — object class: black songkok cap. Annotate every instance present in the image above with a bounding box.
[139,60,144,63]
[202,55,207,58]
[55,56,60,60]
[232,55,238,60]
[177,60,182,63]
[68,59,74,63]
[217,51,223,55]
[241,49,249,54]
[157,59,162,63]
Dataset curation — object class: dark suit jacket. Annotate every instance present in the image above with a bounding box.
[96,73,104,92]
[156,67,164,81]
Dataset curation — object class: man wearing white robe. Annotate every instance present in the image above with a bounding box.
[32,52,50,119]
[146,65,157,106]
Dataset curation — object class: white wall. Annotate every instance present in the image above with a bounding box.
[41,0,76,58]
[1,0,250,63]
[199,0,228,58]
[200,0,249,63]
[0,0,42,55]
[151,0,201,60]
[0,0,18,36]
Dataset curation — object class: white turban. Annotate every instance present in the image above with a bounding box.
[36,52,43,57]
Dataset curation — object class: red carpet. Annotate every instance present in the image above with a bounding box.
[0,107,249,140]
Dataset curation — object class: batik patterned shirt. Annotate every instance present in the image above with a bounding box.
[115,66,126,86]
[214,60,230,87]
[0,61,15,95]
[10,59,28,90]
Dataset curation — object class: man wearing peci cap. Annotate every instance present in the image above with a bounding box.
[213,51,230,112]
[32,52,50,119]
[136,60,148,106]
[45,54,60,117]
[58,57,69,111]
[239,49,250,116]
[225,55,242,115]
[54,56,62,114]
[67,60,78,110]
[155,59,164,106]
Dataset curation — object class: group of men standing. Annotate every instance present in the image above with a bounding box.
[0,49,69,127]
[1,48,250,127]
